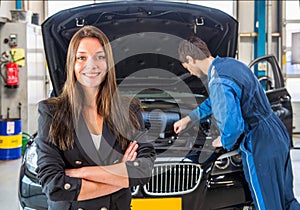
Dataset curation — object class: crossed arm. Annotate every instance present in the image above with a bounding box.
[65,141,138,201]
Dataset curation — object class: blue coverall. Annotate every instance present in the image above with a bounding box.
[189,56,300,210]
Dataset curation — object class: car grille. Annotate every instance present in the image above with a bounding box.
[131,185,140,196]
[143,163,202,196]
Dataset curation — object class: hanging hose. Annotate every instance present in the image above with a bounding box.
[0,62,6,83]
[0,51,11,84]
[22,132,33,155]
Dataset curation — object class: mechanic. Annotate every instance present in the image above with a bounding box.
[174,36,300,210]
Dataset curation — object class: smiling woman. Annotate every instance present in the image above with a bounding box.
[34,25,156,210]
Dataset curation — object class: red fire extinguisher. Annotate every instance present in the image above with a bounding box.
[5,62,19,88]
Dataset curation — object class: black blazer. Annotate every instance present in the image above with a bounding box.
[36,100,156,210]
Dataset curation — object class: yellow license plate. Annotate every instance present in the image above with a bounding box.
[131,198,182,210]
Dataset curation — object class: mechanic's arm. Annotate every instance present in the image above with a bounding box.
[209,78,244,150]
[174,98,212,134]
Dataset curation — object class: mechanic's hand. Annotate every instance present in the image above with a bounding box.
[122,141,138,162]
[212,136,222,148]
[173,116,191,134]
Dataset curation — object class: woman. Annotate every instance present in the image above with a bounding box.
[36,25,156,210]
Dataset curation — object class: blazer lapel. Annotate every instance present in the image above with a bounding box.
[98,123,122,164]
[75,114,102,165]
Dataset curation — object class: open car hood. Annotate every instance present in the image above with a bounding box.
[42,0,238,96]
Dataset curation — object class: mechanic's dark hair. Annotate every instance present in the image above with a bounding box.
[178,36,211,63]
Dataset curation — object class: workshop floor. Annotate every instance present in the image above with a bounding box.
[0,136,300,210]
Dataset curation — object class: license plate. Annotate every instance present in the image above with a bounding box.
[131,198,182,210]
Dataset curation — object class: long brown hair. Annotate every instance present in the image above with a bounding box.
[47,26,141,151]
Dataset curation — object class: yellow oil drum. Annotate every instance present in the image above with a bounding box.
[0,118,22,160]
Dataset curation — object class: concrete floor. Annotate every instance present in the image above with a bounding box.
[0,137,300,210]
[0,157,22,210]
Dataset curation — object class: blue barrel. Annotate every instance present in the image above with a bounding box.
[0,119,22,160]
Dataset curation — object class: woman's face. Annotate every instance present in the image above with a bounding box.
[74,37,107,88]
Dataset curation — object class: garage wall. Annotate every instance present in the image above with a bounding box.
[0,1,45,24]
[236,1,255,64]
[0,1,15,20]
[237,1,280,65]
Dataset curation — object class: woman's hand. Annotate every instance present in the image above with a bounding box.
[65,167,84,178]
[122,141,138,162]
[173,116,191,134]
[212,136,222,148]
[65,141,138,188]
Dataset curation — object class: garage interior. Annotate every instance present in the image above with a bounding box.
[0,0,300,209]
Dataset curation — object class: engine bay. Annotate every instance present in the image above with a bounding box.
[137,94,219,159]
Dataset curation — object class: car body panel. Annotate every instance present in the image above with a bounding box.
[41,0,238,96]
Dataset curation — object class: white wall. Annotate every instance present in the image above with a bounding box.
[48,1,94,17]
[0,0,45,24]
[0,1,15,20]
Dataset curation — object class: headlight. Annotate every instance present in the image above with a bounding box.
[211,150,243,175]
[214,157,230,170]
[230,153,242,167]
[24,142,38,175]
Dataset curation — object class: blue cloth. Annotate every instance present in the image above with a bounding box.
[189,56,300,210]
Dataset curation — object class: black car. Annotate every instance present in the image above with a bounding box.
[18,1,293,210]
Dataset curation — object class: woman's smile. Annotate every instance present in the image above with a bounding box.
[82,71,101,77]
[75,37,107,88]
